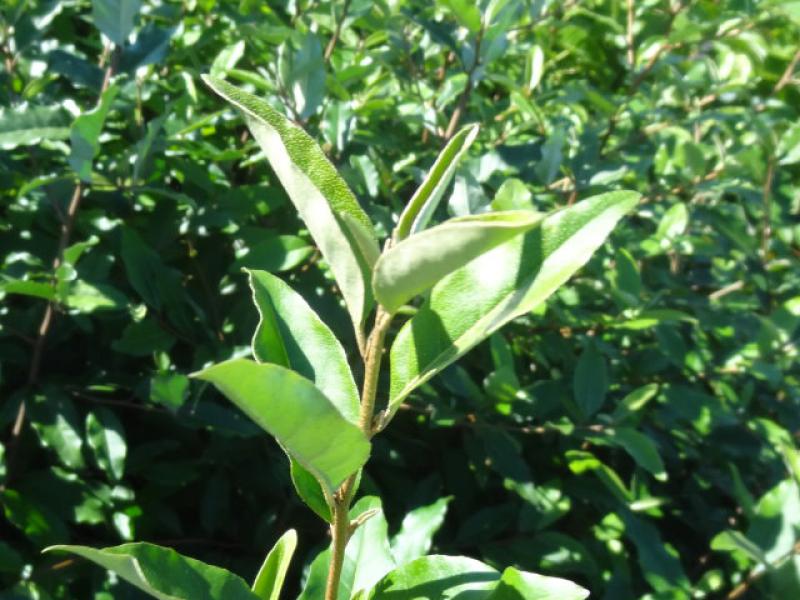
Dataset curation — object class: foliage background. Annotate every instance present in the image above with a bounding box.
[1,0,799,598]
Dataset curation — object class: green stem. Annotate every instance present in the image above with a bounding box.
[324,306,393,600]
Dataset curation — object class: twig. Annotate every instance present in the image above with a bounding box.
[626,0,635,68]
[324,0,351,63]
[761,159,775,259]
[774,48,800,93]
[444,26,485,140]
[3,45,117,488]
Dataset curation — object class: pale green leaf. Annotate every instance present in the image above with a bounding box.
[390,497,452,566]
[202,76,377,352]
[365,555,498,599]
[389,191,639,415]
[375,211,543,314]
[45,543,259,600]
[252,530,297,600]
[395,124,480,240]
[248,269,359,423]
[192,359,369,494]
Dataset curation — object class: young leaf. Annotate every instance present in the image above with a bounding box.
[298,497,396,600]
[390,497,452,566]
[394,124,480,240]
[252,530,297,600]
[388,190,639,416]
[45,543,259,600]
[202,76,378,352]
[249,269,359,424]
[289,457,332,522]
[487,567,589,600]
[374,211,543,314]
[192,359,370,494]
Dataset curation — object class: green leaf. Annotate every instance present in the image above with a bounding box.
[69,84,119,181]
[374,211,544,314]
[278,32,325,120]
[234,235,313,272]
[91,0,142,45]
[28,391,85,470]
[192,359,369,494]
[45,543,259,600]
[289,458,332,522]
[609,428,667,481]
[440,0,483,32]
[0,105,72,149]
[365,555,498,599]
[487,567,589,600]
[395,124,480,240]
[390,497,452,566]
[299,497,396,600]
[210,40,245,78]
[202,76,378,352]
[389,191,639,415]
[3,489,69,547]
[249,269,360,423]
[711,530,768,565]
[0,279,56,300]
[573,343,608,418]
[252,529,297,600]
[621,511,690,593]
[85,408,126,481]
[150,373,190,411]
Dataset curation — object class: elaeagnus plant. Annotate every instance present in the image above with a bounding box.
[45,75,640,600]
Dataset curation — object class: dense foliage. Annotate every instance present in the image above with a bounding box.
[2,0,799,598]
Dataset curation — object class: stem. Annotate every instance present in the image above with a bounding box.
[3,46,117,490]
[324,306,393,600]
[324,0,351,63]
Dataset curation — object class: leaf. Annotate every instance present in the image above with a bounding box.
[249,269,360,423]
[210,40,245,78]
[487,567,589,600]
[389,191,639,415]
[28,391,85,470]
[0,105,72,149]
[374,211,544,314]
[3,489,69,548]
[395,124,480,240]
[440,0,483,32]
[278,32,325,120]
[234,236,313,272]
[192,359,370,494]
[45,543,259,600]
[1,279,56,300]
[573,343,608,418]
[252,530,297,600]
[85,408,126,481]
[534,128,564,185]
[609,428,667,481]
[297,496,395,600]
[91,0,142,45]
[527,45,545,91]
[69,84,119,181]
[390,497,452,566]
[711,530,769,565]
[298,496,396,600]
[202,76,378,352]
[365,555,498,599]
[289,458,331,522]
[611,383,659,422]
[621,511,690,593]
[150,373,190,411]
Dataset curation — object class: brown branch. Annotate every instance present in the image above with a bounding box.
[3,45,118,489]
[324,0,351,63]
[444,27,485,141]
[774,48,800,93]
[626,0,635,68]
